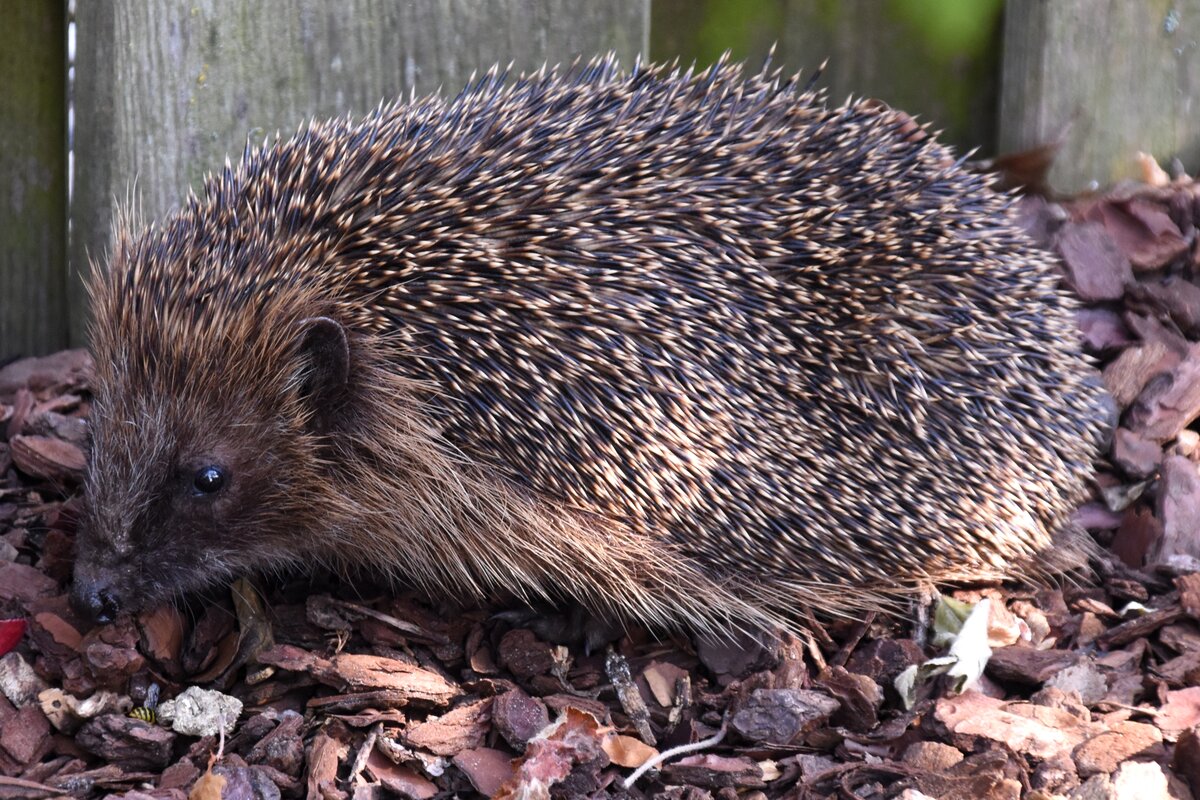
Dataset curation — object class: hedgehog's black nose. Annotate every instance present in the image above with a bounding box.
[70,579,122,625]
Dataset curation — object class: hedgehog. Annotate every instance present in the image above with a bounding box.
[71,56,1113,637]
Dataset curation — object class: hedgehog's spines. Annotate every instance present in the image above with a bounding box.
[82,55,1110,637]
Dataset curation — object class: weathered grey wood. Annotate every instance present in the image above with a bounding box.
[1001,1,1200,195]
[0,2,67,359]
[70,0,649,346]
[651,0,1003,155]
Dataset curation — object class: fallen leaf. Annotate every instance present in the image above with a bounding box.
[1159,686,1200,735]
[602,734,657,768]
[0,619,26,657]
[188,767,226,800]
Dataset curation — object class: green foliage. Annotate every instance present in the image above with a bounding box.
[693,0,785,64]
[888,0,1005,60]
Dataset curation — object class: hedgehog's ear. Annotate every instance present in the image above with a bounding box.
[295,316,350,434]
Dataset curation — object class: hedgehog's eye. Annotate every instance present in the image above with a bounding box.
[192,466,226,495]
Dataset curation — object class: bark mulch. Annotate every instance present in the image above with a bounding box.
[4,167,1200,799]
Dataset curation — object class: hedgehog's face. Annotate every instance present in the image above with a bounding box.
[73,410,279,623]
[72,316,351,624]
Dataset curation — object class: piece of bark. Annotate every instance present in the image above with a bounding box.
[1057,222,1133,300]
[1088,197,1190,271]
[1102,339,1177,408]
[729,689,839,746]
[933,692,1099,761]
[1171,726,1200,793]
[257,645,460,707]
[696,630,776,680]
[815,667,882,733]
[245,711,305,778]
[660,755,765,789]
[403,698,492,756]
[365,750,436,800]
[496,630,556,682]
[0,351,93,398]
[0,564,58,606]
[305,725,349,800]
[902,741,964,772]
[1177,573,1200,619]
[1152,651,1200,688]
[1111,428,1162,479]
[1110,504,1162,568]
[8,435,85,482]
[1077,307,1135,354]
[1072,721,1164,778]
[1128,277,1200,337]
[1097,604,1186,648]
[74,715,176,771]
[1127,344,1200,442]
[0,705,52,765]
[986,647,1079,685]
[1154,457,1200,564]
[492,689,549,751]
[453,747,516,797]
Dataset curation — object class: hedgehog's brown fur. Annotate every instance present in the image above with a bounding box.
[74,55,1111,636]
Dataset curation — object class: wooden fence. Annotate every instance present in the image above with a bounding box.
[3,0,1199,358]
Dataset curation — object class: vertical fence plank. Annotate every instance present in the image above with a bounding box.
[69,0,649,346]
[1001,0,1200,195]
[0,2,67,359]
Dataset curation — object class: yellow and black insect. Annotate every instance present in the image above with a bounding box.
[128,683,160,724]
[128,705,157,723]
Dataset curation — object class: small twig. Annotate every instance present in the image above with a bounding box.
[605,649,655,746]
[0,775,60,796]
[665,674,692,732]
[801,609,836,651]
[328,597,446,642]
[622,715,728,788]
[347,722,382,784]
[1093,701,1162,717]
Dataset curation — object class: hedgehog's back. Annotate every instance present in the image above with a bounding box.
[284,59,1110,607]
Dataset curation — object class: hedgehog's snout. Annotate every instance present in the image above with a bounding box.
[70,571,123,624]
[70,543,139,625]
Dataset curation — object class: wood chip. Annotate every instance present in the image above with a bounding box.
[305,725,349,800]
[365,749,436,800]
[1089,197,1190,271]
[1111,428,1162,479]
[660,755,766,789]
[496,630,556,682]
[0,704,52,765]
[403,698,492,756]
[729,689,839,745]
[451,747,516,797]
[1127,344,1200,442]
[985,647,1079,685]
[1154,457,1200,563]
[74,715,176,771]
[9,435,85,482]
[257,645,460,707]
[492,689,549,750]
[1097,604,1186,648]
[1057,222,1133,300]
[1103,340,1178,409]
